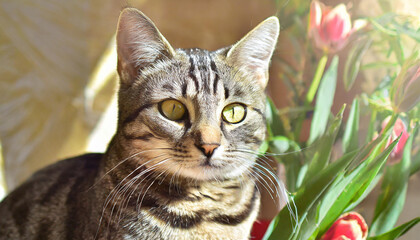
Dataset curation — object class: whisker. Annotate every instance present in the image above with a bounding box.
[89,148,169,192]
[95,152,168,239]
[234,156,278,200]
[233,148,278,169]
[137,166,172,211]
[227,150,298,228]
[114,157,171,224]
[105,155,165,216]
[246,167,276,201]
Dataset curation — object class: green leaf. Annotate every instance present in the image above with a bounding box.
[343,37,372,91]
[290,135,394,240]
[317,137,398,237]
[269,135,301,191]
[370,18,397,36]
[368,217,420,240]
[344,174,382,212]
[297,201,322,240]
[399,58,420,112]
[410,151,420,176]
[263,151,355,240]
[266,97,285,137]
[393,22,420,42]
[390,53,420,111]
[302,106,344,186]
[370,131,414,235]
[361,61,398,70]
[381,114,398,136]
[408,126,419,176]
[308,56,339,144]
[295,163,308,190]
[365,109,378,144]
[284,157,304,193]
[389,36,405,66]
[343,99,360,153]
[263,133,386,240]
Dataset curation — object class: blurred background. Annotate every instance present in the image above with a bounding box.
[0,0,419,239]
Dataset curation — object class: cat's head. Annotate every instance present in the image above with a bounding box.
[115,8,279,181]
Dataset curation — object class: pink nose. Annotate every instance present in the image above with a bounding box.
[197,144,220,158]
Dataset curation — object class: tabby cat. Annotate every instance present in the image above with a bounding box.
[0,8,280,240]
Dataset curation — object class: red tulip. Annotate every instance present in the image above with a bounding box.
[309,1,366,53]
[381,117,409,164]
[251,220,271,240]
[321,212,368,240]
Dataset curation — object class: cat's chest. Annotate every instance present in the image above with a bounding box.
[119,182,260,240]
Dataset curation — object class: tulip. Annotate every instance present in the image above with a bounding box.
[251,220,271,240]
[309,1,366,53]
[381,117,409,164]
[321,212,368,240]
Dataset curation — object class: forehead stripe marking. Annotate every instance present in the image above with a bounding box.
[188,56,200,91]
[181,82,188,97]
[224,87,230,99]
[201,63,210,94]
[195,53,210,94]
[210,59,219,95]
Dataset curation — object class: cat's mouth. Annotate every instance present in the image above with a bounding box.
[199,160,222,169]
[199,156,221,168]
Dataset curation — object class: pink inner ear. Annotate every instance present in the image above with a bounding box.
[255,71,268,89]
[117,57,138,85]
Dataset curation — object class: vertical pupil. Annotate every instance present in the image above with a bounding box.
[232,106,235,119]
[171,103,176,115]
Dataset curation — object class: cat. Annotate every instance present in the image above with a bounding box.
[0,8,280,240]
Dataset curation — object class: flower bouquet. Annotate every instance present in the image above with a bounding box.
[260,0,420,239]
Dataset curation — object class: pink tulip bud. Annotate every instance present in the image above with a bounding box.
[321,212,368,240]
[381,117,409,164]
[309,1,366,53]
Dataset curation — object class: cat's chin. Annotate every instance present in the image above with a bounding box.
[176,163,252,181]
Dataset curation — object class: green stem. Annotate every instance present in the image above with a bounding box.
[306,54,328,104]
[293,54,328,141]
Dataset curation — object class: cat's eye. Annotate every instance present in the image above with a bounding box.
[222,103,246,124]
[160,99,186,121]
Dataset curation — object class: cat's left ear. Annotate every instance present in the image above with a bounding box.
[227,17,280,89]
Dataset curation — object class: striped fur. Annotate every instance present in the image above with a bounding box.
[0,8,279,240]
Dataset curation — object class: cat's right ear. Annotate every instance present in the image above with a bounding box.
[116,8,176,85]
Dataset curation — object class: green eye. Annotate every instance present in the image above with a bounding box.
[222,103,246,123]
[160,99,186,121]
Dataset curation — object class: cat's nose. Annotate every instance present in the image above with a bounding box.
[196,143,220,158]
[194,124,221,158]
